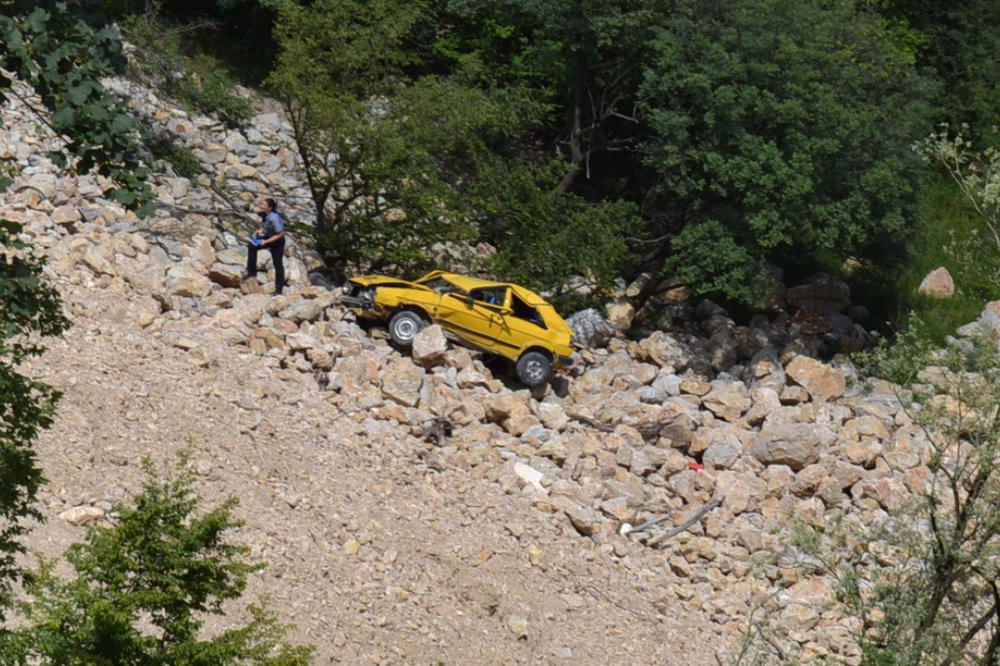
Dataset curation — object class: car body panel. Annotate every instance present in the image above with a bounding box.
[342,270,574,369]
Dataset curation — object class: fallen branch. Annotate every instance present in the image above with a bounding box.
[647,494,721,548]
[565,408,672,442]
[622,512,673,535]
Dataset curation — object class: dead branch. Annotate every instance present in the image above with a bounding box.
[624,512,673,535]
[647,494,722,548]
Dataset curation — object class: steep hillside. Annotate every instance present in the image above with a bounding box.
[6,76,989,664]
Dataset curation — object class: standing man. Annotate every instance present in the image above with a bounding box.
[244,197,286,295]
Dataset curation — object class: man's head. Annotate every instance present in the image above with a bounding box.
[261,197,277,213]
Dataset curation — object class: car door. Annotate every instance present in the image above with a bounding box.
[434,286,508,352]
[494,291,549,356]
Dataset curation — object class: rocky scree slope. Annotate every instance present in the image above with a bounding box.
[3,78,981,664]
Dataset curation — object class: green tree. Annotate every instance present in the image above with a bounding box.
[270,0,639,299]
[638,0,934,303]
[8,455,313,665]
[433,0,663,202]
[0,0,158,616]
[0,0,154,214]
[0,221,68,616]
[875,0,1000,137]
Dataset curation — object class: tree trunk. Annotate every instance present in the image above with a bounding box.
[555,60,587,195]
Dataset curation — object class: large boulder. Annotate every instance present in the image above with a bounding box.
[751,423,835,470]
[566,308,615,348]
[381,360,425,407]
[785,273,851,313]
[412,324,448,366]
[633,331,693,372]
[917,267,955,299]
[165,263,212,298]
[785,355,846,402]
[702,380,750,422]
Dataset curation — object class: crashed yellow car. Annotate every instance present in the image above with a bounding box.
[341,270,574,386]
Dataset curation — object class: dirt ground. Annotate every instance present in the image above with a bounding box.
[20,278,738,665]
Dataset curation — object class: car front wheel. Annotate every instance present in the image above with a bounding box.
[515,351,551,387]
[389,310,426,346]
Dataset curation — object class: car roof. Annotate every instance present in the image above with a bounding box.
[417,270,551,306]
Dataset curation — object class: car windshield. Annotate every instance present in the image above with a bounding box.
[420,276,465,295]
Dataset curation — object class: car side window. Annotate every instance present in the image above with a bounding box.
[471,287,507,306]
[510,294,545,328]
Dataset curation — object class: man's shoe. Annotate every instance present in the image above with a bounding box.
[241,272,256,280]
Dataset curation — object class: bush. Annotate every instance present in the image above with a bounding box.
[123,12,253,127]
[803,333,1000,664]
[145,130,202,179]
[7,453,313,665]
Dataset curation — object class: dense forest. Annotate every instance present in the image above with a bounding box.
[8,0,1000,315]
[105,0,1000,312]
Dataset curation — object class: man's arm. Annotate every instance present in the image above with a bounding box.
[261,230,285,246]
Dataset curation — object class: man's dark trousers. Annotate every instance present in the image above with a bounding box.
[246,237,285,294]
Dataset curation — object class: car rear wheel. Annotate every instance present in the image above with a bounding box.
[389,310,426,346]
[515,351,551,387]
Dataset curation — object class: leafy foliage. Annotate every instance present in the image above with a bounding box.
[0,0,154,215]
[0,220,69,618]
[7,455,313,665]
[638,0,934,303]
[803,333,1000,664]
[270,0,639,298]
[915,125,1000,252]
[122,10,253,127]
[879,0,1000,136]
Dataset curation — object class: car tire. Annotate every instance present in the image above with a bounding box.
[515,351,551,387]
[389,310,426,347]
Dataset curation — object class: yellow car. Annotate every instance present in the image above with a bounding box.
[341,270,575,386]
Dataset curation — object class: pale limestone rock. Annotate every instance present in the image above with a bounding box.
[554,496,602,536]
[190,234,216,268]
[565,308,615,347]
[514,462,546,493]
[279,298,324,323]
[208,262,244,288]
[790,464,829,497]
[605,300,635,332]
[166,263,212,297]
[680,376,711,396]
[58,505,105,526]
[536,402,569,431]
[743,387,780,425]
[702,380,750,422]
[380,360,424,407]
[51,205,82,226]
[412,325,448,367]
[715,471,764,514]
[250,328,285,351]
[841,438,881,467]
[752,423,835,471]
[629,446,671,476]
[82,245,115,276]
[285,331,318,351]
[917,266,955,298]
[306,347,335,371]
[636,331,692,371]
[785,355,846,402]
[456,366,490,389]
[26,172,57,200]
[779,384,810,404]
